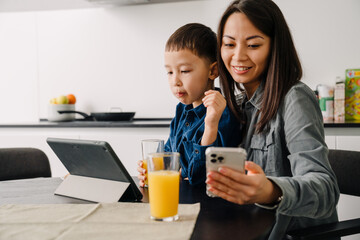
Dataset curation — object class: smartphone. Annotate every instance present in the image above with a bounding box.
[205,147,247,198]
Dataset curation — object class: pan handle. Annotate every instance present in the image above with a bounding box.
[58,110,90,119]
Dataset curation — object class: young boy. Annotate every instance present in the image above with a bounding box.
[138,23,241,186]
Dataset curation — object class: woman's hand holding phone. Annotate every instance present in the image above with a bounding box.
[206,160,282,205]
[205,147,246,197]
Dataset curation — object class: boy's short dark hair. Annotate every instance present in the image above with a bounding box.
[165,23,217,63]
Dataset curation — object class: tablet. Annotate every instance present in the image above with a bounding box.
[47,137,143,202]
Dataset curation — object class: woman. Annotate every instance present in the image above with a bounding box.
[206,0,339,238]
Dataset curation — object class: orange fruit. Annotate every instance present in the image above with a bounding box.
[67,94,76,104]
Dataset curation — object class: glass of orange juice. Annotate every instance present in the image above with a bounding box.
[141,139,164,187]
[147,152,180,221]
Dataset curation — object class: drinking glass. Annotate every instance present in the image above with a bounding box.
[147,152,180,221]
[141,139,164,187]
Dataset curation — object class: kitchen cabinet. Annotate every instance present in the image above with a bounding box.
[325,136,336,149]
[335,136,360,151]
[324,126,360,151]
[0,125,169,177]
[0,129,78,177]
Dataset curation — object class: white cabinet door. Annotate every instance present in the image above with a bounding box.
[336,136,360,151]
[325,136,336,149]
[0,127,170,177]
[0,129,79,177]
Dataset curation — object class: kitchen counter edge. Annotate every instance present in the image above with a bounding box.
[0,118,172,128]
[1,119,360,128]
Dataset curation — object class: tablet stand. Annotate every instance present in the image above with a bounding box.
[55,175,131,203]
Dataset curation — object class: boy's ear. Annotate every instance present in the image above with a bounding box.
[209,62,219,80]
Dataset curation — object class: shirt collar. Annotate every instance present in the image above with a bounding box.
[184,103,206,119]
[246,81,264,110]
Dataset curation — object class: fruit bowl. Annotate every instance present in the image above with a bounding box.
[48,104,75,122]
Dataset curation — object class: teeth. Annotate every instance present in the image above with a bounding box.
[234,66,250,71]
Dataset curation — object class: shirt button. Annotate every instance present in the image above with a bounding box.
[194,149,199,154]
[185,122,190,127]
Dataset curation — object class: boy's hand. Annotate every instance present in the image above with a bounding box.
[137,160,146,187]
[202,90,226,127]
[201,90,226,146]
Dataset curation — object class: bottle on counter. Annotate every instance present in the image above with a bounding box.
[317,84,334,122]
[334,77,345,122]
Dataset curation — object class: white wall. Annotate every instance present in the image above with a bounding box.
[0,12,39,123]
[0,0,360,122]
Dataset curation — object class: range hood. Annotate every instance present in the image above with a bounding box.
[86,0,203,6]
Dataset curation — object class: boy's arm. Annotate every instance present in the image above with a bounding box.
[201,90,226,146]
[186,103,241,185]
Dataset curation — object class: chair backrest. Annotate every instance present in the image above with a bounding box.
[0,148,51,181]
[328,149,360,197]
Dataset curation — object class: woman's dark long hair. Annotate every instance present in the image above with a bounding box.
[218,0,302,133]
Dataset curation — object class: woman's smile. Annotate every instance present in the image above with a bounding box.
[232,66,252,74]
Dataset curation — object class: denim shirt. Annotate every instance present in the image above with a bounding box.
[165,101,242,185]
[240,82,340,239]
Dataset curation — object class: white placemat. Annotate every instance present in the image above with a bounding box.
[0,203,200,240]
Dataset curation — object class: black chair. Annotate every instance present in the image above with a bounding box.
[0,148,51,181]
[286,149,360,240]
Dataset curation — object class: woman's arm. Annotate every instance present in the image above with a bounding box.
[267,85,339,218]
[207,84,339,218]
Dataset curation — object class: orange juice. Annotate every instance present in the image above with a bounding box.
[144,157,164,186]
[148,170,180,219]
[143,159,148,186]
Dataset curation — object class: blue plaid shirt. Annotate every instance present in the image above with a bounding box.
[165,100,242,185]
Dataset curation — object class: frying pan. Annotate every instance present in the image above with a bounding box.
[58,110,135,121]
